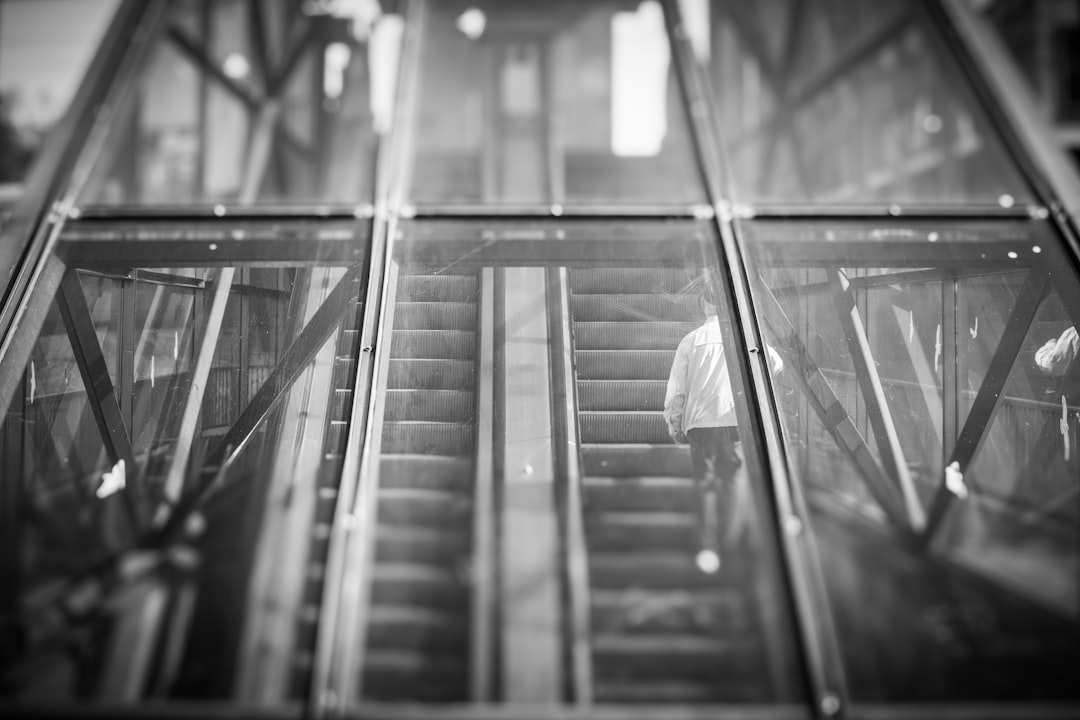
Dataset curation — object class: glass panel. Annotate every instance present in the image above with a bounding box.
[0,218,369,709]
[0,0,119,199]
[741,218,1080,702]
[78,0,403,207]
[349,219,805,710]
[698,0,1033,205]
[410,1,706,206]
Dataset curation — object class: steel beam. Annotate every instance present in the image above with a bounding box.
[922,270,1050,542]
[55,269,140,518]
[828,270,926,531]
[756,280,912,529]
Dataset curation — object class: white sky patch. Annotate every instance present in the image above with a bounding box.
[611,1,669,158]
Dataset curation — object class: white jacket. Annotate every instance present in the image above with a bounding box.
[1035,326,1078,377]
[663,315,782,442]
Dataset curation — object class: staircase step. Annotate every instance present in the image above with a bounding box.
[381,421,474,455]
[569,268,696,295]
[577,380,666,411]
[582,444,691,478]
[580,411,672,444]
[387,359,475,390]
[575,350,675,380]
[584,476,697,512]
[384,389,475,422]
[391,330,475,360]
[574,322,696,350]
[378,487,472,527]
[394,302,476,331]
[379,455,473,492]
[572,294,700,322]
[396,274,478,303]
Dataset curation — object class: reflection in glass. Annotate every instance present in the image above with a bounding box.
[742,219,1080,701]
[351,221,803,707]
[411,0,705,206]
[79,0,402,207]
[700,0,1032,205]
[0,220,369,707]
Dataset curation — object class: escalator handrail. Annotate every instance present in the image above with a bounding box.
[548,266,594,705]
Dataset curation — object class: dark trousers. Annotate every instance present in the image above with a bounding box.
[687,427,742,548]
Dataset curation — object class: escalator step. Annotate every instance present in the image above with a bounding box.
[575,350,675,380]
[589,552,738,589]
[577,380,666,411]
[396,274,478,303]
[385,389,475,422]
[394,302,476,331]
[568,268,696,295]
[362,649,468,702]
[592,634,752,679]
[579,411,672,444]
[376,525,469,565]
[591,589,750,636]
[381,421,474,455]
[365,606,467,652]
[573,322,696,350]
[586,511,696,552]
[379,454,473,492]
[388,359,475,390]
[377,487,472,528]
[571,294,701,322]
[593,680,768,704]
[391,330,475,360]
[584,476,696,512]
[582,443,692,477]
[370,564,468,609]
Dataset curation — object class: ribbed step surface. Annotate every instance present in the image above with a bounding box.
[569,267,768,703]
[363,270,478,703]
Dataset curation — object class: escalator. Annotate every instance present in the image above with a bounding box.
[567,267,775,703]
[361,268,480,702]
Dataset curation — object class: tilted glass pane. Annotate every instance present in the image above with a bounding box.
[345,219,805,710]
[77,0,402,207]
[698,0,1033,205]
[741,217,1080,701]
[0,218,370,708]
[410,1,706,206]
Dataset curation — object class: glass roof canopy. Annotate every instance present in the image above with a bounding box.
[0,0,1078,718]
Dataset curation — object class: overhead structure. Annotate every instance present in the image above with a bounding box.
[0,1,1078,718]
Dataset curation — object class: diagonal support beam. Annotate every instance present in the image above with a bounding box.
[55,269,142,524]
[755,279,912,530]
[922,270,1050,543]
[828,270,926,531]
[157,264,361,540]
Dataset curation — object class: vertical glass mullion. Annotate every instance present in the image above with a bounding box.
[663,0,850,716]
